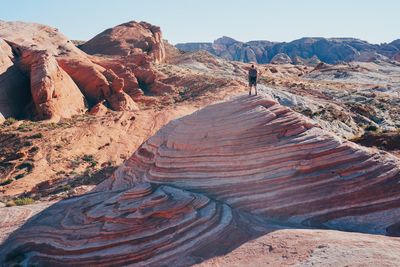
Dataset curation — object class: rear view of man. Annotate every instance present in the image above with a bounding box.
[248,64,258,95]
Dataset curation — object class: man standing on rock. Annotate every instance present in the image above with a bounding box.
[248,64,258,95]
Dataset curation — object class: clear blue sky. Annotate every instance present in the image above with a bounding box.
[0,0,398,44]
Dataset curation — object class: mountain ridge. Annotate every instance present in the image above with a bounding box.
[176,36,400,64]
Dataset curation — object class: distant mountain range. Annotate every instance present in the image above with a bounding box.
[176,36,400,64]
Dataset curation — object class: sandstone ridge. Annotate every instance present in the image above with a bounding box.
[2,95,400,266]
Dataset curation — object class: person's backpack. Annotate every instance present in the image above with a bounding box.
[249,68,257,78]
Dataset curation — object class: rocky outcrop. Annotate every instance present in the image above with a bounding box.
[20,50,86,120]
[0,20,172,120]
[2,95,400,265]
[80,21,166,63]
[176,37,400,64]
[0,39,30,119]
[0,183,251,266]
[101,95,400,236]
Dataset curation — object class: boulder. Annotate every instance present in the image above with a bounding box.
[89,101,108,116]
[107,91,139,111]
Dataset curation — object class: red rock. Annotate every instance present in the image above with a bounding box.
[107,91,139,111]
[0,183,250,266]
[2,95,400,266]
[20,50,86,120]
[0,39,30,119]
[80,21,166,63]
[89,101,108,116]
[101,95,400,236]
[57,57,111,103]
[0,21,143,115]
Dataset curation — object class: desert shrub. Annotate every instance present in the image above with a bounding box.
[3,117,17,126]
[17,122,33,132]
[14,173,26,180]
[0,178,14,186]
[14,197,34,206]
[16,161,34,172]
[82,154,97,167]
[29,133,43,139]
[365,125,378,132]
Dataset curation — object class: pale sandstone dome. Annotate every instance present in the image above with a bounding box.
[80,21,166,63]
[270,53,293,64]
[2,95,400,266]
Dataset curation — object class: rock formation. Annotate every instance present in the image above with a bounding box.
[176,37,400,64]
[80,21,166,63]
[1,183,253,266]
[100,95,400,236]
[20,50,87,120]
[2,95,400,266]
[0,39,30,120]
[0,20,170,121]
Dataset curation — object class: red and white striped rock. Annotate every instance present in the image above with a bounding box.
[0,183,252,266]
[2,95,400,266]
[99,95,400,236]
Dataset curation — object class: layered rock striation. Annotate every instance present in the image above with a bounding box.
[1,183,252,266]
[2,95,400,265]
[101,95,400,235]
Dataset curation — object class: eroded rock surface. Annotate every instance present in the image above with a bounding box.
[0,20,172,120]
[81,21,165,63]
[0,39,30,119]
[101,95,400,236]
[21,50,87,120]
[1,95,400,266]
[0,183,252,266]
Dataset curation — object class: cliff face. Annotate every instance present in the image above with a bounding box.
[176,37,400,64]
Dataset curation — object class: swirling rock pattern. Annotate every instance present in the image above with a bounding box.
[0,183,252,266]
[100,95,400,236]
[2,95,400,266]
